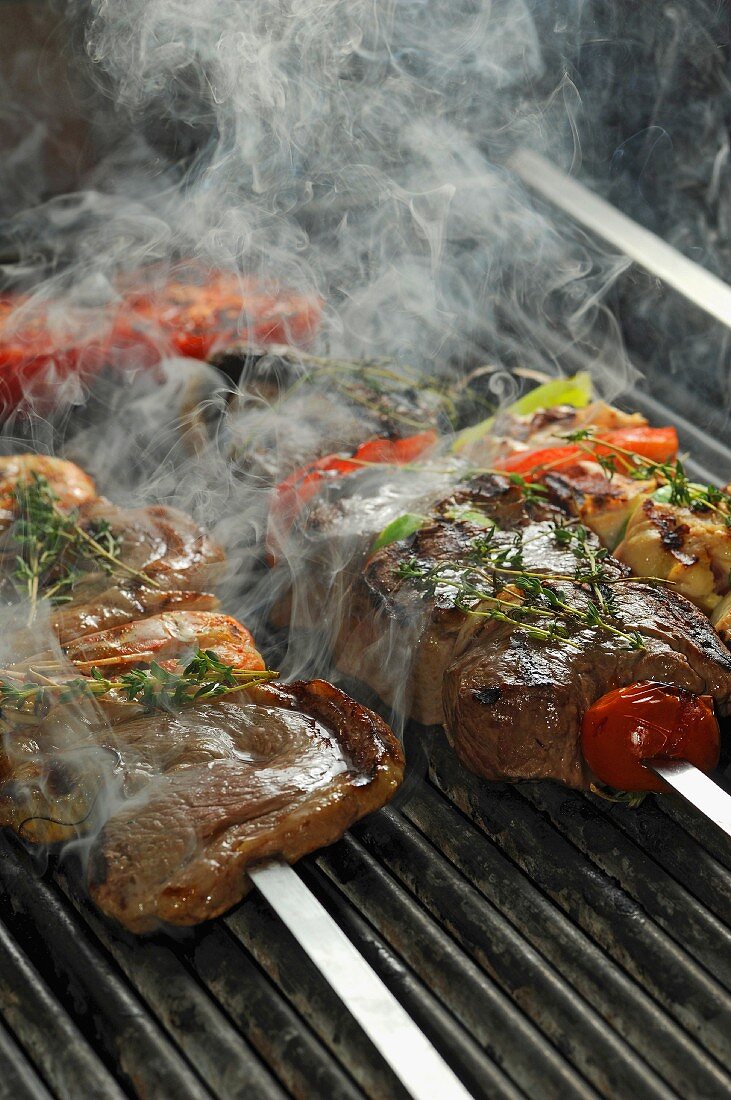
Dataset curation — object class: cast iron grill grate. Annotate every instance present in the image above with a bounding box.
[0,391,729,1100]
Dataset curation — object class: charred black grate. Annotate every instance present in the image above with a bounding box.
[0,390,730,1100]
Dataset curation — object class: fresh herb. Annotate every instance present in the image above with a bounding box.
[561,429,731,525]
[11,474,158,623]
[506,473,549,505]
[372,512,428,552]
[0,648,277,720]
[589,782,647,809]
[398,519,647,651]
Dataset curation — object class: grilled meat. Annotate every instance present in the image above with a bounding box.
[215,347,457,484]
[544,462,654,550]
[3,499,226,655]
[0,456,97,522]
[444,580,731,788]
[543,463,731,615]
[338,475,731,787]
[82,680,403,932]
[336,475,561,724]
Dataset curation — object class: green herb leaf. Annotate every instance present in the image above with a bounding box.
[372,513,428,552]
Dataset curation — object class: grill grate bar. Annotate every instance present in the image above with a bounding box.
[298,857,524,1100]
[591,795,731,923]
[658,798,731,872]
[192,921,364,1100]
[315,832,591,1100]
[354,807,682,1100]
[0,916,124,1100]
[0,1020,55,1100]
[54,874,284,1100]
[225,890,408,1099]
[518,783,731,988]
[0,840,213,1100]
[0,378,729,1099]
[429,744,731,1068]
[402,783,729,1100]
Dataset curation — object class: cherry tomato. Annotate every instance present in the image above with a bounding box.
[581,681,720,792]
[494,426,679,482]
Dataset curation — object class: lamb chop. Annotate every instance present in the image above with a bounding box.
[337,475,731,788]
[0,675,403,932]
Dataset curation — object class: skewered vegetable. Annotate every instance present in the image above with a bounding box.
[581,682,720,793]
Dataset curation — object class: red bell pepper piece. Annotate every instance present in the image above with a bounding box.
[271,430,438,537]
[494,426,679,481]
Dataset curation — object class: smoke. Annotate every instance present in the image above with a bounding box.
[2,0,636,381]
[0,0,657,915]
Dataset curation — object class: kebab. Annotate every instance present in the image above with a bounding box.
[0,461,404,921]
[257,368,731,803]
[0,454,474,1100]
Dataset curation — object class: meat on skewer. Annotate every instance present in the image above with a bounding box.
[336,475,731,789]
[88,680,403,933]
[0,457,225,654]
[0,482,404,931]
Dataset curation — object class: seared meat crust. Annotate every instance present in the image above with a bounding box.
[337,475,731,787]
[444,579,731,788]
[336,476,563,724]
[3,500,226,655]
[87,680,404,932]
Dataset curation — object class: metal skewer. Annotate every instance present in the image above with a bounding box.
[508,147,731,329]
[643,759,731,840]
[249,860,474,1100]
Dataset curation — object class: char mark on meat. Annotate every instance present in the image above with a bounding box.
[336,475,731,788]
[86,680,404,932]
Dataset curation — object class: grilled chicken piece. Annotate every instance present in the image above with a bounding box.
[0,455,97,523]
[613,498,731,616]
[3,679,402,932]
[338,475,731,787]
[544,462,655,550]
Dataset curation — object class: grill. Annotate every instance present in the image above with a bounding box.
[1,367,730,1100]
[1,68,731,1090]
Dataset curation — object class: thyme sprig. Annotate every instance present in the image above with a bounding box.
[11,474,159,623]
[560,428,731,525]
[0,648,277,720]
[399,519,646,650]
